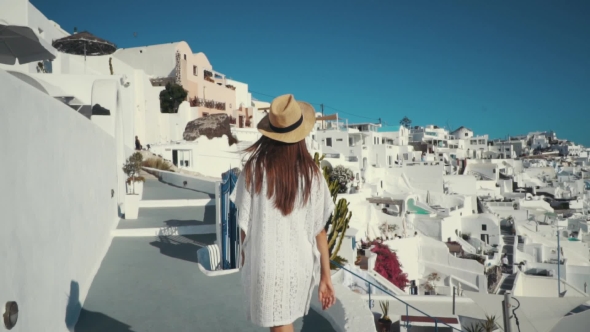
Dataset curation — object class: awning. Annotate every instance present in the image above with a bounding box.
[0,21,56,65]
[316,114,338,121]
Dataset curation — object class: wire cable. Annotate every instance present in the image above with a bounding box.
[510,296,522,332]
[249,90,380,122]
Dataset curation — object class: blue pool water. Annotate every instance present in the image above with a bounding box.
[407,198,431,215]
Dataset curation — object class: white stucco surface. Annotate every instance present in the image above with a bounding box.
[143,167,217,194]
[0,69,120,331]
[310,281,377,332]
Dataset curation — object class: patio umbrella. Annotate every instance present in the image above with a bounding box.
[0,21,56,65]
[52,31,116,73]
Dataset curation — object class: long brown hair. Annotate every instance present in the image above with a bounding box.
[243,136,319,216]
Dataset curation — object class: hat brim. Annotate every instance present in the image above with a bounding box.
[257,101,316,144]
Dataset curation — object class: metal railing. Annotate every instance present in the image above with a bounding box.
[331,260,464,331]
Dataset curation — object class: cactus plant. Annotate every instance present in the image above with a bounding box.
[314,153,352,268]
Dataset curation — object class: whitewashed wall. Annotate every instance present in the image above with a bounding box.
[384,237,422,281]
[0,69,120,331]
[150,135,243,178]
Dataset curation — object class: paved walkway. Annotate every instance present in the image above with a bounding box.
[117,206,215,230]
[498,226,516,295]
[76,178,334,332]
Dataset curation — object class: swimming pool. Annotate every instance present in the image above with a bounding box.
[407,198,431,215]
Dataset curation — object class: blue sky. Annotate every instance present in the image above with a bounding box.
[33,0,590,145]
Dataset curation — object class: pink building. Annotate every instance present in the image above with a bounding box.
[115,41,251,127]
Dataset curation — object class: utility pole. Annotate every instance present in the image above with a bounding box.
[557,229,561,296]
[452,286,456,315]
[502,292,512,332]
[320,104,324,131]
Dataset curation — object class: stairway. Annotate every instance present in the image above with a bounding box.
[497,226,516,294]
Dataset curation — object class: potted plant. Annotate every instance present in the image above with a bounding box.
[481,315,497,332]
[422,272,441,295]
[122,152,144,219]
[377,301,392,332]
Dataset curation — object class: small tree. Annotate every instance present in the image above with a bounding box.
[422,272,441,294]
[160,82,188,113]
[371,240,409,290]
[399,116,412,129]
[122,152,144,194]
[330,165,355,193]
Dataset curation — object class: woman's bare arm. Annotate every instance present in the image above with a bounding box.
[241,229,246,267]
[315,229,331,279]
[316,229,336,309]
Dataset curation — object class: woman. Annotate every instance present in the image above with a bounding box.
[230,94,336,332]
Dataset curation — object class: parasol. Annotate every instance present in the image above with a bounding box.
[52,31,116,73]
[0,20,56,65]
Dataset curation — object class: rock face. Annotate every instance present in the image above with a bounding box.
[183,113,233,142]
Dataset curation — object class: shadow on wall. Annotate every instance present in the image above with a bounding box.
[149,234,216,264]
[65,280,134,332]
[301,309,336,332]
[65,281,81,331]
[162,180,216,198]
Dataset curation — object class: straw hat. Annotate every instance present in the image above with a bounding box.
[257,94,316,143]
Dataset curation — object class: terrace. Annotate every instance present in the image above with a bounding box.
[76,176,334,331]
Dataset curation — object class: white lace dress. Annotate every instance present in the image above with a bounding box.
[229,172,334,327]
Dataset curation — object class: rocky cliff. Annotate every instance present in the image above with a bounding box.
[183,114,238,145]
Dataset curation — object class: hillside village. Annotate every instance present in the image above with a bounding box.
[1,1,590,331]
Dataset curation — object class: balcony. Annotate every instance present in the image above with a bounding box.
[189,97,226,111]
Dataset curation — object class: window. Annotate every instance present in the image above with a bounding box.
[388,156,392,165]
[193,65,198,75]
[482,224,487,231]
[336,138,343,142]
[470,140,477,145]
[183,54,187,60]
[465,133,468,137]
[326,138,332,147]
[42,59,52,73]
[349,137,353,146]
[380,181,383,188]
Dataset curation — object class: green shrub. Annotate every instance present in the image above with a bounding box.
[160,83,188,113]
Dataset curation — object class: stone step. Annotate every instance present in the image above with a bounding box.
[139,198,214,208]
[117,206,216,230]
